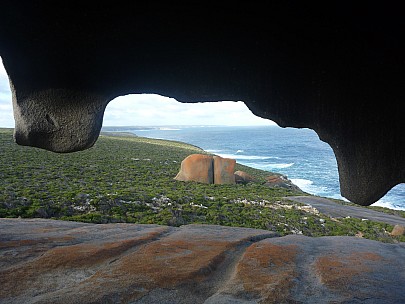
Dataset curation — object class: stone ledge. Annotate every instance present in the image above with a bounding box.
[1,219,404,303]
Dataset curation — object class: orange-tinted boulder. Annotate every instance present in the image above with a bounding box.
[174,154,236,185]
[213,155,236,184]
[390,224,405,236]
[265,173,301,191]
[234,170,256,184]
[174,154,214,183]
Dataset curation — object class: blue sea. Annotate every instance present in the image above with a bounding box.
[104,125,405,210]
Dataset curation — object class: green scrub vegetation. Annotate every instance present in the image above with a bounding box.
[0,128,403,243]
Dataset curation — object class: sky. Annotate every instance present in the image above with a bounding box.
[0,57,276,127]
[0,58,13,127]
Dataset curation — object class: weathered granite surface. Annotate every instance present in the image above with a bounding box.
[1,219,404,303]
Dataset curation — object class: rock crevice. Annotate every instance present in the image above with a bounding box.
[174,154,236,185]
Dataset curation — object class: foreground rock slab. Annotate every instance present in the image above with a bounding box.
[1,219,404,303]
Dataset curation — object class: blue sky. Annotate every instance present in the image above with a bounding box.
[0,57,275,127]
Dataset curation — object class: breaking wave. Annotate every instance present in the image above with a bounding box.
[216,153,280,160]
[262,163,294,169]
[372,200,405,211]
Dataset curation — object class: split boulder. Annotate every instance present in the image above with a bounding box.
[174,154,235,185]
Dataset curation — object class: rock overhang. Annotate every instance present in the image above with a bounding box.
[0,2,403,205]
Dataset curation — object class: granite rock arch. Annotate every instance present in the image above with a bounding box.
[0,2,403,205]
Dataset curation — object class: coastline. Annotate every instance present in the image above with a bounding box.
[111,125,405,210]
[1,128,404,242]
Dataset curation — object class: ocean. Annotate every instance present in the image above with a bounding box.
[103,125,405,210]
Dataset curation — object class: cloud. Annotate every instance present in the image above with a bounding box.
[103,94,277,126]
[0,57,276,127]
[0,57,13,127]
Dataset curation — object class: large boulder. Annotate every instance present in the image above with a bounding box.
[174,154,214,184]
[266,173,302,191]
[390,225,405,236]
[174,154,236,185]
[234,170,256,184]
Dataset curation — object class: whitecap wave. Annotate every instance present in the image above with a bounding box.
[132,129,151,132]
[262,163,294,169]
[290,178,330,196]
[236,149,244,153]
[371,200,405,211]
[217,153,280,160]
[290,178,313,188]
[159,127,181,131]
[206,149,223,153]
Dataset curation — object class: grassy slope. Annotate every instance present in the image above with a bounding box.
[0,128,403,242]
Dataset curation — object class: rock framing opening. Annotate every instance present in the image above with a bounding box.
[0,2,404,205]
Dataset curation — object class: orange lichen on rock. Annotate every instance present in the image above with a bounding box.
[107,239,229,286]
[70,225,275,303]
[235,241,298,303]
[2,220,404,303]
[0,226,170,299]
[83,232,254,302]
[0,235,76,249]
[315,252,384,290]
